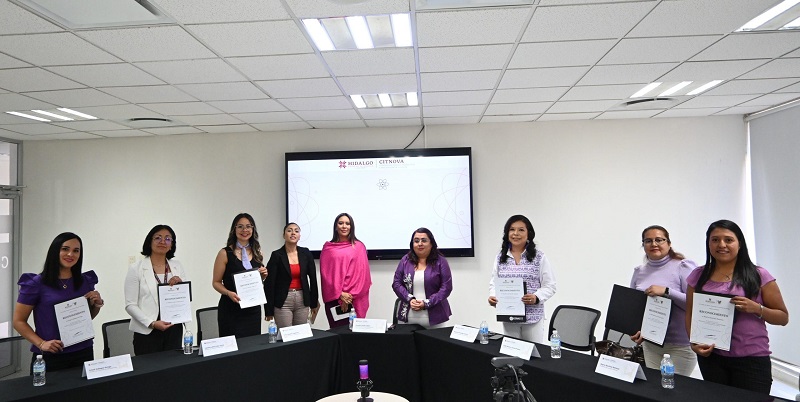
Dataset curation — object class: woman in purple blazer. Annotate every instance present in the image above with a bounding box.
[392,228,453,328]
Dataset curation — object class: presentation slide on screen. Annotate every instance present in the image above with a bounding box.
[288,155,472,252]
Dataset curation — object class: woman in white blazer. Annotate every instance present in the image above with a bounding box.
[124,224,188,355]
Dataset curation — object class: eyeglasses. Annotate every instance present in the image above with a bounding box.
[236,224,254,231]
[153,235,173,244]
[642,238,667,246]
[413,238,430,244]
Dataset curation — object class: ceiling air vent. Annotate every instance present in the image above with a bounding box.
[618,97,678,110]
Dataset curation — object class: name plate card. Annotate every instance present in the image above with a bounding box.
[200,335,238,357]
[82,354,133,380]
[499,337,538,360]
[351,318,387,333]
[450,325,480,343]
[279,323,314,342]
[595,354,647,383]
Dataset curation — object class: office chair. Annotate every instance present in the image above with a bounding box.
[548,305,601,355]
[102,319,134,358]
[196,307,219,344]
[603,327,638,348]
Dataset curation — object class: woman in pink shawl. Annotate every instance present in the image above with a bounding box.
[320,213,371,327]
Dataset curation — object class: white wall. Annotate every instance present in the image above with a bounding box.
[20,115,749,358]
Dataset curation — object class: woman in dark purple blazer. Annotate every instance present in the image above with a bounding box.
[392,228,453,328]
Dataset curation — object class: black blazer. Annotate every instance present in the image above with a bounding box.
[264,245,319,316]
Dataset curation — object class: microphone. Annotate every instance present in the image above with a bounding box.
[356,359,373,401]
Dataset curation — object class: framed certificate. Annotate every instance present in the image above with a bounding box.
[495,277,527,322]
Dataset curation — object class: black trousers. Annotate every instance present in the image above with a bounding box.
[133,324,183,355]
[30,347,94,375]
[697,353,772,394]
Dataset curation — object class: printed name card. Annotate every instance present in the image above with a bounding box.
[499,337,538,360]
[82,354,133,380]
[280,323,314,342]
[200,335,238,357]
[595,354,647,383]
[450,325,480,343]
[351,318,387,333]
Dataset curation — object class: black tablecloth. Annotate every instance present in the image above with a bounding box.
[414,327,777,402]
[328,324,424,402]
[0,330,339,402]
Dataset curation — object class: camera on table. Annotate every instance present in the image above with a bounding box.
[490,357,536,402]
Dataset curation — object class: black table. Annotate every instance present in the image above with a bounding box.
[328,324,424,402]
[414,328,777,402]
[0,330,339,402]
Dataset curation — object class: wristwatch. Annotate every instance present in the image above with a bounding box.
[664,288,670,297]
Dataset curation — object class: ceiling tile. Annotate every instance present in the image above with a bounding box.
[358,107,419,119]
[207,99,287,113]
[0,33,120,66]
[423,116,480,125]
[777,82,800,93]
[0,128,33,141]
[295,109,360,121]
[738,58,800,80]
[48,64,163,87]
[692,32,800,62]
[485,102,550,115]
[197,124,256,133]
[154,0,291,23]
[628,0,784,37]
[136,59,245,84]
[500,66,589,88]
[78,104,165,119]
[51,120,130,131]
[339,74,417,94]
[600,36,721,65]
[365,118,421,127]
[595,110,661,119]
[548,99,619,113]
[229,54,329,80]
[423,104,484,117]
[419,45,512,72]
[285,0,407,18]
[491,87,568,103]
[715,106,767,115]
[176,82,269,101]
[674,94,758,108]
[560,84,644,101]
[420,71,500,92]
[0,93,57,110]
[655,108,726,118]
[232,111,302,123]
[79,26,215,62]
[417,7,531,47]
[0,124,74,135]
[279,97,352,111]
[481,115,538,123]
[92,129,154,137]
[23,132,102,140]
[522,2,654,42]
[659,59,770,82]
[785,49,800,58]
[323,48,415,77]
[142,102,221,115]
[578,63,677,86]
[23,88,128,107]
[188,21,313,57]
[509,40,616,69]
[257,78,343,98]
[141,127,204,135]
[537,112,599,121]
[99,85,197,103]
[0,113,42,124]
[736,93,800,107]
[0,68,83,92]
[705,79,800,96]
[307,120,365,129]
[172,114,243,125]
[0,53,30,69]
[422,90,493,106]
[251,122,311,131]
[0,2,62,34]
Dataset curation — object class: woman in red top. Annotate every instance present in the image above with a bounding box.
[264,223,320,328]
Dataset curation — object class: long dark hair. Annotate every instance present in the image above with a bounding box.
[499,215,537,264]
[329,212,359,244]
[40,232,84,290]
[141,224,177,260]
[641,225,685,260]
[406,227,441,265]
[695,220,760,298]
[226,213,263,263]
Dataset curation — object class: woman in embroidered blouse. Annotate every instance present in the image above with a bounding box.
[685,220,788,394]
[392,228,453,328]
[13,232,104,373]
[488,215,557,343]
[124,224,188,355]
[320,213,371,327]
[629,225,696,375]
[212,213,268,338]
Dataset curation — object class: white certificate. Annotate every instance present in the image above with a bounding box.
[54,296,95,347]
[82,354,134,380]
[690,292,735,351]
[640,296,671,346]
[495,277,526,322]
[233,270,267,309]
[158,282,192,324]
[280,323,314,342]
[595,354,647,383]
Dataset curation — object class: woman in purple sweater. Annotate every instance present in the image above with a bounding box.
[392,228,453,328]
[629,225,696,375]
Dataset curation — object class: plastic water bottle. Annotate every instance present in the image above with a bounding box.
[661,354,675,389]
[32,355,45,386]
[183,329,193,355]
[268,320,278,343]
[479,321,489,344]
[550,330,561,359]
[349,308,357,330]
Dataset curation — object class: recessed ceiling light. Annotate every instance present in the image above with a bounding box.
[302,13,413,51]
[16,0,174,29]
[346,16,374,49]
[350,95,367,109]
[630,83,662,98]
[407,92,418,107]
[5,111,51,122]
[783,15,800,29]
[658,81,692,97]
[31,109,73,121]
[378,93,392,107]
[737,0,800,31]
[391,14,413,47]
[57,108,98,119]
[686,80,724,96]
[303,19,335,51]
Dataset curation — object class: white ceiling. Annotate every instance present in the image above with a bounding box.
[0,0,799,140]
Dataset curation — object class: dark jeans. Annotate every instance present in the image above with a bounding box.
[30,347,94,375]
[697,353,772,394]
[133,324,183,355]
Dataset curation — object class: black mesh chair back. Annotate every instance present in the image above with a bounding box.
[603,328,638,348]
[392,298,402,325]
[548,305,601,355]
[102,319,134,358]
[196,307,219,344]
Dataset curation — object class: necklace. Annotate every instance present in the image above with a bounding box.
[59,278,68,289]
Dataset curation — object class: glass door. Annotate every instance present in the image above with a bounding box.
[0,140,20,378]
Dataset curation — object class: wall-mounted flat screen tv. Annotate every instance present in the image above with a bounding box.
[286,147,474,260]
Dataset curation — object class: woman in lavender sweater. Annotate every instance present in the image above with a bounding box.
[629,225,697,375]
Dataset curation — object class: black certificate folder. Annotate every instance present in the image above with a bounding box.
[605,284,647,336]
